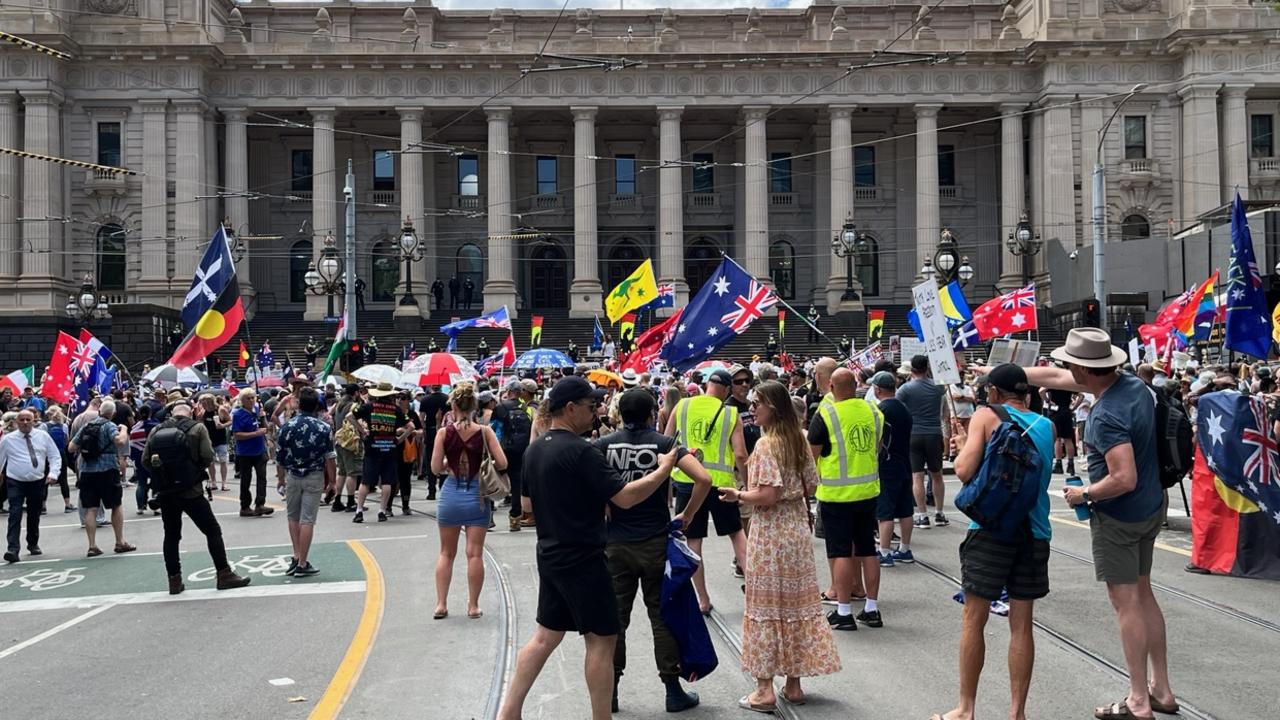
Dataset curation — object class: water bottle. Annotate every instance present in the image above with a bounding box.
[1064,477,1091,521]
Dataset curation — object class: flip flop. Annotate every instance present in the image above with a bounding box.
[432,610,448,620]
[468,609,483,620]
[779,693,805,706]
[1095,699,1155,720]
[737,695,776,714]
[699,605,713,617]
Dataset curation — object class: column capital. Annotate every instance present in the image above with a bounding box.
[0,93,17,108]
[656,105,683,122]
[741,104,770,122]
[20,89,63,106]
[914,103,942,117]
[395,106,425,121]
[998,102,1027,114]
[138,98,169,112]
[1220,84,1253,99]
[828,104,856,119]
[1176,85,1218,101]
[570,105,599,121]
[221,106,248,121]
[172,98,208,114]
[486,106,512,122]
[306,106,336,123]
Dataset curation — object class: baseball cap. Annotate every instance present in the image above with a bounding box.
[728,363,750,380]
[869,371,897,391]
[520,378,538,394]
[707,369,733,387]
[546,375,606,411]
[987,363,1029,395]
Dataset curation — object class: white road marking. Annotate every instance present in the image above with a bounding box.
[0,602,115,660]
[269,677,296,686]
[0,581,366,614]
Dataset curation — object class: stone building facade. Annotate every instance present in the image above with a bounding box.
[1,0,1279,324]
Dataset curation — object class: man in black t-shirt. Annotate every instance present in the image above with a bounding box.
[597,390,709,714]
[500,377,678,720]
[870,372,916,565]
[418,386,449,500]
[351,383,408,524]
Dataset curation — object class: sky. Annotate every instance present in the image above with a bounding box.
[429,1,812,9]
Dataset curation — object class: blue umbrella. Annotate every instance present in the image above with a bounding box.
[513,348,574,370]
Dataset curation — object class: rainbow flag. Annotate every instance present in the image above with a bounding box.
[1172,272,1217,343]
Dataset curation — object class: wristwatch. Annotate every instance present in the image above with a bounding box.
[1082,489,1093,504]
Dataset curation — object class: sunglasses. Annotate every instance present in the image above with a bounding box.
[733,378,752,386]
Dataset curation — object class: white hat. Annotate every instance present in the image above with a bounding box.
[620,368,640,387]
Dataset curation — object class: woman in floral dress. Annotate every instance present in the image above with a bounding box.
[719,381,841,712]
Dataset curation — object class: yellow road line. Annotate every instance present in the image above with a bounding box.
[1048,515,1192,557]
[308,540,385,720]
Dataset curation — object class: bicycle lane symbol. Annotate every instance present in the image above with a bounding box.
[0,567,87,593]
[186,554,293,584]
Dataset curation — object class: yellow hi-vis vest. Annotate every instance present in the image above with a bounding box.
[815,397,882,503]
[672,395,738,488]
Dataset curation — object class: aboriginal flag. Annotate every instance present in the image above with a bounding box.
[169,235,244,368]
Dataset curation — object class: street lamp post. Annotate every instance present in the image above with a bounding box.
[1006,212,1043,287]
[304,232,344,319]
[1093,83,1148,334]
[397,216,423,308]
[65,273,109,325]
[830,213,864,302]
[932,228,973,286]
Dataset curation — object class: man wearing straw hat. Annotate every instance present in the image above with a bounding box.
[979,327,1179,720]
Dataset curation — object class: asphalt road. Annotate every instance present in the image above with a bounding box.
[0,468,1272,720]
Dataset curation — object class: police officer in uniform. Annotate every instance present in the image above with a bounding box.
[476,337,489,359]
[663,369,748,615]
[809,368,884,630]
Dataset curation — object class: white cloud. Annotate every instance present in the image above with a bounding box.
[430,1,812,9]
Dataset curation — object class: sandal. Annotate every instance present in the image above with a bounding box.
[780,692,805,706]
[468,609,483,620]
[699,605,713,617]
[1095,700,1155,720]
[1150,698,1180,715]
[86,547,103,557]
[432,609,448,620]
[114,543,137,554]
[737,695,776,714]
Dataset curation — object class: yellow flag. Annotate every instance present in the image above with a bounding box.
[1272,301,1280,345]
[605,259,659,324]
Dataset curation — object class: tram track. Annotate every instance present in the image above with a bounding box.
[705,606,803,720]
[1047,546,1280,637]
[911,557,1220,720]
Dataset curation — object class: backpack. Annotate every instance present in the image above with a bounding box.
[1153,391,1194,489]
[500,400,532,456]
[77,417,111,460]
[954,405,1046,542]
[147,418,202,493]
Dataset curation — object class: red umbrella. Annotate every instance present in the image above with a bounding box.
[401,353,480,386]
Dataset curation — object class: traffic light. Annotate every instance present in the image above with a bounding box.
[346,339,364,371]
[1084,299,1101,328]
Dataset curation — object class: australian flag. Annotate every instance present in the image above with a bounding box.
[1224,193,1273,358]
[661,259,777,371]
[181,226,233,331]
[637,283,676,313]
[440,306,511,336]
[592,316,605,351]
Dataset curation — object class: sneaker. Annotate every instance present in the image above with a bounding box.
[989,600,1010,617]
[377,511,388,522]
[331,500,347,513]
[345,502,357,513]
[253,506,274,517]
[1052,460,1064,474]
[891,549,915,564]
[732,559,745,578]
[27,546,42,556]
[239,508,255,517]
[285,557,299,576]
[855,609,883,628]
[826,610,857,631]
[386,505,394,517]
[934,512,950,527]
[913,514,932,530]
[64,505,77,513]
[3,551,18,564]
[353,511,364,524]
[293,562,319,577]
[878,552,895,568]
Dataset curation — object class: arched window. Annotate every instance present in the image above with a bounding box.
[457,244,484,295]
[289,240,312,303]
[769,240,795,300]
[856,234,880,297]
[96,224,126,292]
[606,240,644,291]
[684,238,720,297]
[1121,214,1151,242]
[371,241,399,302]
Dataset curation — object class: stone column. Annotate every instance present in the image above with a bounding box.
[138,100,170,299]
[395,107,427,319]
[306,107,336,321]
[1221,85,1251,202]
[1042,99,1076,254]
[915,104,942,281]
[173,100,206,291]
[420,118,439,306]
[656,106,688,309]
[222,107,255,302]
[570,106,604,317]
[742,105,770,281]
[18,90,63,310]
[998,105,1026,291]
[0,93,18,283]
[827,105,859,311]
[484,107,518,316]
[1179,86,1220,220]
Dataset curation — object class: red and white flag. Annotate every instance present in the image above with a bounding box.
[971,284,1038,339]
[42,332,81,403]
[498,333,516,368]
[620,310,682,374]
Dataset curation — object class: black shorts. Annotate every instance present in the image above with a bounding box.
[1051,413,1075,442]
[361,450,398,489]
[959,528,1050,601]
[876,475,915,521]
[674,483,742,540]
[78,469,123,510]
[819,498,878,558]
[536,560,621,636]
[909,434,944,473]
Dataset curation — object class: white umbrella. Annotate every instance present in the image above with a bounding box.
[401,353,480,386]
[142,364,209,389]
[350,364,403,385]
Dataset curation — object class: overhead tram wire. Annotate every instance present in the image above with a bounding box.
[0,30,71,59]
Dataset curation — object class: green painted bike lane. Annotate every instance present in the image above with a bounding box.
[0,541,363,604]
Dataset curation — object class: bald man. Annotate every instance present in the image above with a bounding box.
[810,367,885,629]
[806,357,839,423]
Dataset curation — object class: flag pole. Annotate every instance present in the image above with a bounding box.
[719,253,846,359]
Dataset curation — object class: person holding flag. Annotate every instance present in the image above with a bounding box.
[170,229,245,369]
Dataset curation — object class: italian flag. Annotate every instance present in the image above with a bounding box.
[319,314,350,379]
[0,365,34,395]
